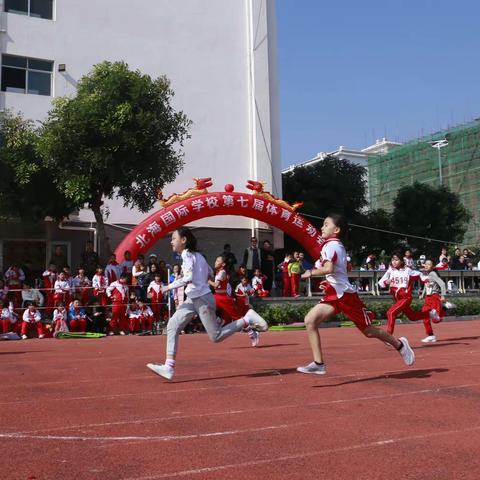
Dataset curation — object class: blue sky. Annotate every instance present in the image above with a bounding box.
[277,0,480,168]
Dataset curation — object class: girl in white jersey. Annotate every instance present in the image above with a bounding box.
[297,214,415,375]
[147,227,268,380]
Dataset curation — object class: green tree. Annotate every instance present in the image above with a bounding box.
[282,155,368,254]
[0,111,76,221]
[391,182,471,257]
[38,61,191,255]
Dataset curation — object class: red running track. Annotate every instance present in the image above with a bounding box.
[2,320,480,480]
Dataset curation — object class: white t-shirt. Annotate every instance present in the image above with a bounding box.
[168,250,213,299]
[318,239,356,298]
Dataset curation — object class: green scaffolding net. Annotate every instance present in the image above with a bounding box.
[368,119,480,245]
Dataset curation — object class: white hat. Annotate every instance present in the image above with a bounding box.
[149,253,158,258]
[419,255,426,260]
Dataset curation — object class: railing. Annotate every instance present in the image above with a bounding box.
[307,270,480,297]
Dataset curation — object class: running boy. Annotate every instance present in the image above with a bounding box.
[297,214,415,375]
[146,227,268,380]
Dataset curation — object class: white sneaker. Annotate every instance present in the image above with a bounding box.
[21,334,28,340]
[108,331,114,336]
[38,334,45,339]
[398,337,415,366]
[444,301,456,310]
[146,363,174,380]
[421,335,437,343]
[119,331,126,336]
[250,330,260,347]
[244,309,268,332]
[429,309,441,323]
[297,361,327,375]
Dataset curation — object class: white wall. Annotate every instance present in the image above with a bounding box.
[0,0,280,232]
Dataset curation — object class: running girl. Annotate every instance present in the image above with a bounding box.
[298,214,415,375]
[378,252,424,335]
[147,227,268,380]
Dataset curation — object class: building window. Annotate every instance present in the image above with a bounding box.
[1,54,53,96]
[4,0,53,20]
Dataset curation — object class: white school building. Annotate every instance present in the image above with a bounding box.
[0,0,281,275]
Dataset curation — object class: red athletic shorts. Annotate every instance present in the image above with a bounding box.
[321,289,374,332]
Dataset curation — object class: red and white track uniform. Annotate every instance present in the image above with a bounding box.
[21,309,43,338]
[278,260,291,297]
[53,280,71,306]
[378,266,424,334]
[92,274,108,306]
[42,269,57,314]
[1,306,17,334]
[105,261,121,284]
[148,280,164,322]
[4,267,25,307]
[235,282,255,308]
[107,281,129,332]
[251,274,269,297]
[138,305,154,332]
[73,275,91,306]
[52,308,68,336]
[213,268,246,325]
[317,237,373,332]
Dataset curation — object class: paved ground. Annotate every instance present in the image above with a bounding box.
[2,320,480,479]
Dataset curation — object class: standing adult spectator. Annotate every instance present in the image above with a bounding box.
[147,254,159,272]
[260,240,275,292]
[80,241,99,278]
[21,282,44,309]
[242,237,261,279]
[449,248,463,270]
[132,256,147,301]
[222,244,237,276]
[463,248,475,262]
[49,245,68,272]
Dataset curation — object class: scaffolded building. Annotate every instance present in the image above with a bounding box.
[368,119,480,245]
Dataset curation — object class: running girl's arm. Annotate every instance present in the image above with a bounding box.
[378,268,391,288]
[301,261,334,278]
[166,253,194,291]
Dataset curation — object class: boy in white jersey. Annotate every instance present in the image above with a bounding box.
[297,214,415,375]
[146,227,268,380]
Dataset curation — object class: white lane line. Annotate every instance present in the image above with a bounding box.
[0,381,281,405]
[0,422,309,443]
[121,425,480,479]
[6,381,480,436]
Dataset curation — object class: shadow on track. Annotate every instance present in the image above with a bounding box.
[231,343,300,350]
[0,351,27,355]
[169,367,299,384]
[313,367,449,388]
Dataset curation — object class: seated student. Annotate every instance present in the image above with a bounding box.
[127,295,141,334]
[1,300,18,334]
[21,302,44,339]
[235,277,255,308]
[251,268,269,297]
[68,299,88,332]
[137,299,154,333]
[52,302,69,337]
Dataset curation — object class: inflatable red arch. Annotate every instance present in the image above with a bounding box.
[114,179,323,261]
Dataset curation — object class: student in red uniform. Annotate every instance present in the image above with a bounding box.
[137,299,154,333]
[378,253,424,335]
[73,267,91,307]
[210,256,258,346]
[92,267,108,306]
[148,273,164,324]
[106,273,129,335]
[278,253,292,297]
[251,268,269,297]
[21,302,44,339]
[53,271,72,307]
[52,302,68,337]
[1,300,17,334]
[297,214,415,375]
[42,264,57,315]
[68,299,88,332]
[105,253,121,284]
